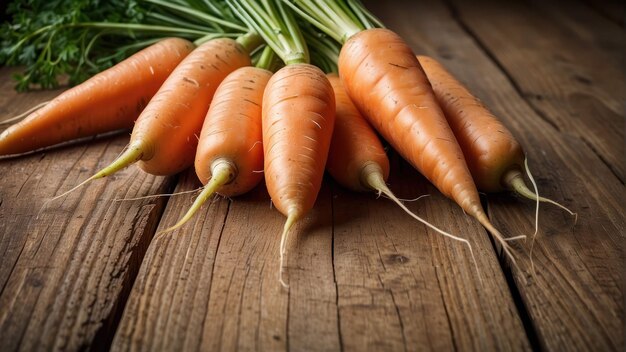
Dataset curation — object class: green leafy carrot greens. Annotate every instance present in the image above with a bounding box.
[1,0,246,90]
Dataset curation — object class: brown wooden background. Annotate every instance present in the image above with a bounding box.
[0,0,623,351]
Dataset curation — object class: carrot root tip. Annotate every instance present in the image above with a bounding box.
[158,159,236,236]
[279,211,298,289]
[504,166,578,221]
[474,210,519,271]
[113,187,202,202]
[504,160,578,276]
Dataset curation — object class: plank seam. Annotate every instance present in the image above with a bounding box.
[201,196,232,350]
[444,0,624,185]
[329,181,344,352]
[480,196,542,351]
[441,0,564,135]
[579,138,624,185]
[99,173,179,351]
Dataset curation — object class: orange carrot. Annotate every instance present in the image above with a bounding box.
[325,73,390,192]
[326,73,479,276]
[160,65,271,233]
[416,55,575,216]
[263,63,335,286]
[54,38,251,198]
[229,0,336,286]
[417,55,576,269]
[0,38,195,156]
[338,28,521,262]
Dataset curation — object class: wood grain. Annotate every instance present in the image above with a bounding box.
[112,177,340,352]
[0,0,623,350]
[0,73,174,350]
[110,170,229,351]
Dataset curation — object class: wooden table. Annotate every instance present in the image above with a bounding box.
[0,0,623,350]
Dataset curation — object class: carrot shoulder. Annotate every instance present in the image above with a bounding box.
[0,37,195,156]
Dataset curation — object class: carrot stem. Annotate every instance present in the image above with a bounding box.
[143,0,248,32]
[255,45,279,71]
[228,0,308,64]
[236,31,264,54]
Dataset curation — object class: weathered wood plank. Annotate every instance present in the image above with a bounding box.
[285,184,340,352]
[110,171,229,351]
[111,178,340,352]
[333,158,531,351]
[1,0,622,350]
[449,0,624,181]
[0,70,175,350]
[372,0,624,350]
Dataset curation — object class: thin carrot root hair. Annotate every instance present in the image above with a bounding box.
[474,211,521,271]
[521,158,577,276]
[113,188,203,202]
[279,211,298,288]
[381,193,430,202]
[505,160,578,223]
[361,163,482,283]
[156,160,236,239]
[527,157,540,277]
[1,101,50,125]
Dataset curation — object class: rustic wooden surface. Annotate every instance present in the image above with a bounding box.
[0,0,623,351]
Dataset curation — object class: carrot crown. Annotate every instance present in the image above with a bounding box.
[283,0,383,44]
[227,0,309,65]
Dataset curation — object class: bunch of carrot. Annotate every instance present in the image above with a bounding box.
[0,0,574,286]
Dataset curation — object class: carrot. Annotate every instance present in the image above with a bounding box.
[0,38,195,156]
[286,1,521,263]
[326,73,480,276]
[340,29,521,258]
[416,55,576,216]
[159,64,272,233]
[416,55,577,270]
[53,37,253,198]
[263,63,335,286]
[228,0,336,287]
[263,63,335,225]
